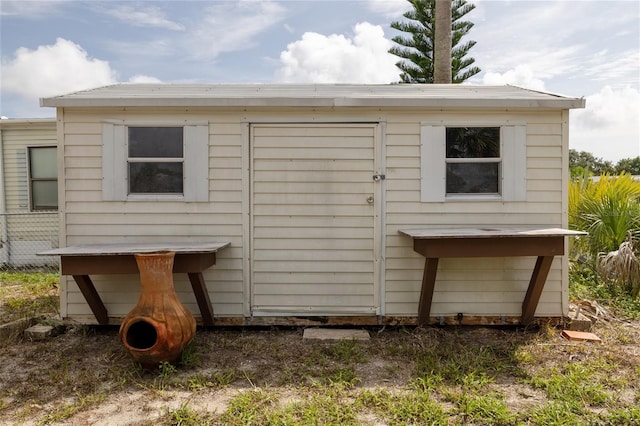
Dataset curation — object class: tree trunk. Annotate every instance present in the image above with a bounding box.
[434,0,452,83]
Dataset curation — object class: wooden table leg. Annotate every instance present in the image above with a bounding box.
[418,257,439,326]
[521,256,554,325]
[72,275,109,325]
[188,272,214,327]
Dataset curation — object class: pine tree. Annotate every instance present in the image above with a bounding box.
[390,0,480,83]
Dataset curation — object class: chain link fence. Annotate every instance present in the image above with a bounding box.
[0,212,59,273]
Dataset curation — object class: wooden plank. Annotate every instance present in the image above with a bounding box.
[400,227,585,239]
[521,256,555,325]
[72,275,108,325]
[40,241,230,256]
[418,258,438,325]
[60,252,217,275]
[188,273,214,327]
[413,236,565,258]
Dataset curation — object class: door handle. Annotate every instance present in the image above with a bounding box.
[366,196,374,204]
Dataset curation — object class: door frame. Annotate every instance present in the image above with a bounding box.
[243,121,385,317]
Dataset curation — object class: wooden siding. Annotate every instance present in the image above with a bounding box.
[384,110,568,317]
[60,110,245,319]
[57,107,569,323]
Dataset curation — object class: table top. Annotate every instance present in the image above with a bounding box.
[38,241,231,256]
[399,227,587,239]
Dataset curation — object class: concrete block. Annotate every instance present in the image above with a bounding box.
[566,311,594,332]
[303,328,370,341]
[24,324,56,341]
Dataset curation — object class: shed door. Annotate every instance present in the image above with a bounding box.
[250,123,379,315]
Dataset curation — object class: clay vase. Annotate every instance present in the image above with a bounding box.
[119,251,196,369]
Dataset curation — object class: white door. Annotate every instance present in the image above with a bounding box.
[250,123,380,315]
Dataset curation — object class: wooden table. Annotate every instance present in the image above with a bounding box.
[398,228,586,325]
[39,242,231,326]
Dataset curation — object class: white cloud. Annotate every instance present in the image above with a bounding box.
[481,65,546,91]
[127,75,163,84]
[192,0,286,59]
[1,38,116,99]
[581,49,640,87]
[102,5,185,31]
[276,22,399,84]
[366,0,411,18]
[571,86,640,161]
[0,0,70,17]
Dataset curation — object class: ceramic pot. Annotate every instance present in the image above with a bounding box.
[119,251,196,369]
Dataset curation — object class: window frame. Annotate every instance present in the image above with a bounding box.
[127,126,185,196]
[27,145,58,211]
[102,121,209,202]
[445,126,502,197]
[420,121,527,202]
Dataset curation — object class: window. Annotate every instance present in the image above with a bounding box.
[421,123,526,202]
[102,123,209,202]
[28,146,58,211]
[128,127,184,194]
[446,127,501,195]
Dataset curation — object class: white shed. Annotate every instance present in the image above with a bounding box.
[41,84,585,326]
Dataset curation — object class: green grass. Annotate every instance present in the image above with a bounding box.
[0,272,59,322]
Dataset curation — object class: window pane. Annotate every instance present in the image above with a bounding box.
[446,127,500,158]
[129,127,183,158]
[32,180,58,210]
[446,162,500,194]
[29,147,57,179]
[129,162,183,194]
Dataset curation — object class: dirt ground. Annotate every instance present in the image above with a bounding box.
[1,314,639,425]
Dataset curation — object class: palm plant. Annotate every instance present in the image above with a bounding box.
[569,173,640,298]
[569,173,640,256]
[597,234,640,297]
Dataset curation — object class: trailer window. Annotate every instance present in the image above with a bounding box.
[28,146,58,211]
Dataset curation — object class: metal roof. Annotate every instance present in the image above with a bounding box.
[40,84,585,109]
[0,118,56,128]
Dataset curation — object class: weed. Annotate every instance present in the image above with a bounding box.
[602,404,640,424]
[180,340,201,368]
[454,391,515,425]
[37,392,105,425]
[219,389,276,425]
[527,362,611,407]
[158,361,177,378]
[410,374,444,392]
[165,401,213,426]
[187,369,237,390]
[524,400,583,425]
[326,366,360,387]
[148,361,180,391]
[356,387,448,425]
[328,339,368,363]
[274,390,360,426]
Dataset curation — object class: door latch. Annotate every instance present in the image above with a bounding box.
[372,174,386,182]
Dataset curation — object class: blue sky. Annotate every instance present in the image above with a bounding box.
[1,0,638,162]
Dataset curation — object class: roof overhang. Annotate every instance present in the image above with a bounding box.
[40,84,586,110]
